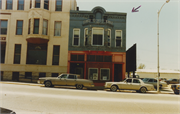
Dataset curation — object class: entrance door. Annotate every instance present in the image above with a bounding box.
[75,67,83,79]
[114,64,122,82]
[12,72,19,81]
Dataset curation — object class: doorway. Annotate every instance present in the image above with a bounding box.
[70,63,84,79]
[114,64,122,82]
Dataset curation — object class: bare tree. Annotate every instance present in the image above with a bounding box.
[138,63,146,69]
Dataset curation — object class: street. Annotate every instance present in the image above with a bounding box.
[0,83,180,114]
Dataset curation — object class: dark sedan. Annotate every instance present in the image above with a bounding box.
[165,79,179,85]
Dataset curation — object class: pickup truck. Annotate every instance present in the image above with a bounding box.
[37,73,94,89]
[171,84,180,94]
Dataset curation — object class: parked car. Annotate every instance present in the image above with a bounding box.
[171,84,180,95]
[38,73,94,89]
[142,78,167,89]
[165,78,179,85]
[104,78,155,93]
[156,78,167,81]
[0,107,16,114]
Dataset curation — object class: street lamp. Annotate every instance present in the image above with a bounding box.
[157,0,170,93]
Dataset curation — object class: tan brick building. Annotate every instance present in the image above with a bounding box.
[0,0,77,82]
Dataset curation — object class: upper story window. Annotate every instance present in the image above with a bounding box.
[42,20,48,35]
[6,0,13,10]
[28,19,31,34]
[33,19,39,34]
[54,21,61,36]
[0,20,8,35]
[44,0,49,10]
[115,30,122,47]
[108,29,111,46]
[14,44,21,64]
[30,0,32,9]
[35,0,40,8]
[73,29,80,46]
[16,20,23,35]
[84,28,88,46]
[0,0,2,9]
[56,0,62,11]
[18,0,24,10]
[92,28,104,46]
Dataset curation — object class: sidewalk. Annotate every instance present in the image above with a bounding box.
[0,81,175,94]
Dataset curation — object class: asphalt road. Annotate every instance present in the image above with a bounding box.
[0,83,179,114]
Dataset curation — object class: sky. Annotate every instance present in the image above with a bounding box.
[76,0,179,70]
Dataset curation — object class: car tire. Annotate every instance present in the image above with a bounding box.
[140,87,147,93]
[174,90,179,95]
[110,85,118,92]
[76,84,83,89]
[44,81,52,87]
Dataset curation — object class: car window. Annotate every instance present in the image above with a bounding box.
[172,79,177,81]
[142,78,149,81]
[154,79,157,82]
[148,79,154,82]
[133,79,140,83]
[126,79,132,83]
[61,74,67,79]
[68,75,76,79]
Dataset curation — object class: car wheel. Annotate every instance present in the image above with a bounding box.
[140,87,147,93]
[44,81,52,87]
[76,84,83,89]
[110,85,118,92]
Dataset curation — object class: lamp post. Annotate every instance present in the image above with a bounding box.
[157,0,170,93]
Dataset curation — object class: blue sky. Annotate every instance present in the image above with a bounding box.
[76,0,179,70]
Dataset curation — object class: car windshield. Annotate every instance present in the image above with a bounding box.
[142,78,149,82]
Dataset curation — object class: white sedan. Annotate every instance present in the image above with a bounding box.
[104,78,155,93]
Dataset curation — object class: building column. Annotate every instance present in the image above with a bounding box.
[32,0,35,8]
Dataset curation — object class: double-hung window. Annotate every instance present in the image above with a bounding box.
[35,0,40,8]
[30,0,32,9]
[84,28,88,46]
[73,29,80,46]
[16,20,23,35]
[108,29,111,46]
[33,19,39,34]
[18,0,24,10]
[115,30,122,47]
[14,44,21,64]
[52,45,60,65]
[42,20,48,35]
[28,19,31,34]
[44,0,49,10]
[6,0,13,10]
[92,28,104,46]
[0,20,8,35]
[56,0,62,11]
[54,21,61,36]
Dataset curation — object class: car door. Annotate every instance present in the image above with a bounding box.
[121,79,132,90]
[66,74,77,86]
[148,79,156,87]
[132,79,141,90]
[55,74,67,85]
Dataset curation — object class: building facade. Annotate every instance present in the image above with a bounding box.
[68,7,127,86]
[0,0,77,82]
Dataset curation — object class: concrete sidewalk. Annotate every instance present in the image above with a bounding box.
[0,81,175,94]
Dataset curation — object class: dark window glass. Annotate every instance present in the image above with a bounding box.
[52,73,59,77]
[154,79,157,82]
[116,40,121,47]
[18,0,24,10]
[52,45,60,65]
[68,75,75,79]
[0,20,8,35]
[26,43,47,65]
[70,55,84,61]
[14,44,21,64]
[35,0,40,8]
[1,43,6,63]
[87,55,95,61]
[104,56,112,62]
[71,55,77,61]
[126,79,132,83]
[39,73,46,78]
[93,35,102,45]
[6,0,13,10]
[30,0,32,8]
[56,0,62,11]
[25,72,32,79]
[44,0,49,10]
[73,38,79,45]
[148,79,154,82]
[133,79,140,83]
[78,55,84,61]
[28,19,31,34]
[101,69,110,80]
[96,55,103,62]
[73,29,80,46]
[16,20,23,35]
[33,19,39,34]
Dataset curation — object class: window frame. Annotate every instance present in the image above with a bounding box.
[107,29,111,47]
[115,30,122,47]
[88,68,98,80]
[72,28,80,46]
[54,21,61,36]
[14,44,21,64]
[35,0,41,8]
[33,18,39,34]
[6,0,13,10]
[100,68,110,81]
[16,20,23,35]
[17,0,24,10]
[55,0,62,11]
[42,19,48,35]
[30,0,32,9]
[28,19,31,34]
[92,28,104,46]
[84,28,88,46]
[44,0,49,10]
[52,45,60,65]
[0,20,8,35]
[25,72,32,79]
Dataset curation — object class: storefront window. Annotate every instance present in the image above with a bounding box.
[100,69,110,80]
[89,68,98,80]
